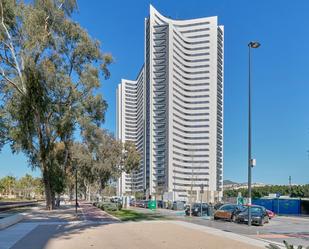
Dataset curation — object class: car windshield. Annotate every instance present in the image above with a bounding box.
[242,207,262,214]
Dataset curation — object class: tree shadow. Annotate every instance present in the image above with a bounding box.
[10,219,118,249]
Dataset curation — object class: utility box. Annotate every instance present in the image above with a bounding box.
[148,200,156,210]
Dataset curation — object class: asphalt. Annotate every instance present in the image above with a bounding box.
[130,206,309,247]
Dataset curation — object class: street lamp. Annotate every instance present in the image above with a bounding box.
[75,165,78,215]
[248,41,260,226]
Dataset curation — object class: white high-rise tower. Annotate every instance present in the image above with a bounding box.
[117,5,224,202]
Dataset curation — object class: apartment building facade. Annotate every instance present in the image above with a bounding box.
[117,5,224,202]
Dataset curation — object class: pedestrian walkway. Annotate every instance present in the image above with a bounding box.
[79,203,120,222]
[9,220,266,249]
[0,223,38,249]
[0,203,118,249]
[23,203,82,223]
[0,204,271,249]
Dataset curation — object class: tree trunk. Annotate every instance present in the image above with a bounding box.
[51,191,55,209]
[42,166,53,210]
[69,185,74,201]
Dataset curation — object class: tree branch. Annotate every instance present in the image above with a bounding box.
[0,66,25,95]
[0,1,25,93]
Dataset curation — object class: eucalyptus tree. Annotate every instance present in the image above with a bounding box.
[81,126,123,195]
[0,0,112,209]
[72,128,141,199]
[122,141,141,197]
[0,175,16,195]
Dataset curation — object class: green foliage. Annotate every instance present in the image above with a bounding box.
[224,184,309,198]
[0,0,112,209]
[69,130,141,199]
[0,175,16,195]
[122,141,141,174]
[0,174,43,198]
[96,201,121,212]
[107,209,168,222]
[74,127,122,191]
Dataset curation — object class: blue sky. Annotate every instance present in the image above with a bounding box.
[0,0,308,184]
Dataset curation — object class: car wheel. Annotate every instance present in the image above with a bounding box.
[214,216,218,220]
[259,218,265,226]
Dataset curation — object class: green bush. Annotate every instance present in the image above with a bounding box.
[94,201,122,211]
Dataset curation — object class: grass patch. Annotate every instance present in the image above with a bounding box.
[107,209,170,222]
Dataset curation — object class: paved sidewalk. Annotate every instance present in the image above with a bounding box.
[20,221,265,249]
[0,204,271,249]
[0,223,38,249]
[79,203,120,222]
[22,203,82,222]
[0,203,118,249]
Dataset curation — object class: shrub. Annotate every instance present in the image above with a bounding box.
[94,201,122,211]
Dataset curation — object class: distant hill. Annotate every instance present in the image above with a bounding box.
[223,180,239,185]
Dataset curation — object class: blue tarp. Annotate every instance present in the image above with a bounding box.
[252,198,301,215]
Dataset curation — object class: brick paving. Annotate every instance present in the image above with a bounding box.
[79,202,119,222]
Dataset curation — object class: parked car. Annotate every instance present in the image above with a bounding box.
[235,205,269,226]
[185,203,209,216]
[135,200,147,208]
[266,209,275,219]
[243,204,275,219]
[214,202,224,210]
[129,199,136,206]
[214,204,245,221]
[144,200,149,208]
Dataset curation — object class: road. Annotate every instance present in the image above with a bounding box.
[130,206,309,247]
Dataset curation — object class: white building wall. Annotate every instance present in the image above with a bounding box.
[117,5,224,201]
[116,70,145,196]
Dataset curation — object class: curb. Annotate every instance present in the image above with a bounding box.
[0,214,24,230]
[102,210,121,221]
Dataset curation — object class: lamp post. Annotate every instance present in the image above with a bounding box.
[248,41,260,226]
[75,165,78,215]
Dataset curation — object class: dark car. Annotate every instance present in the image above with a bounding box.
[135,200,147,208]
[185,203,209,216]
[214,204,245,221]
[129,199,136,206]
[243,204,275,219]
[214,202,224,210]
[235,205,269,226]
